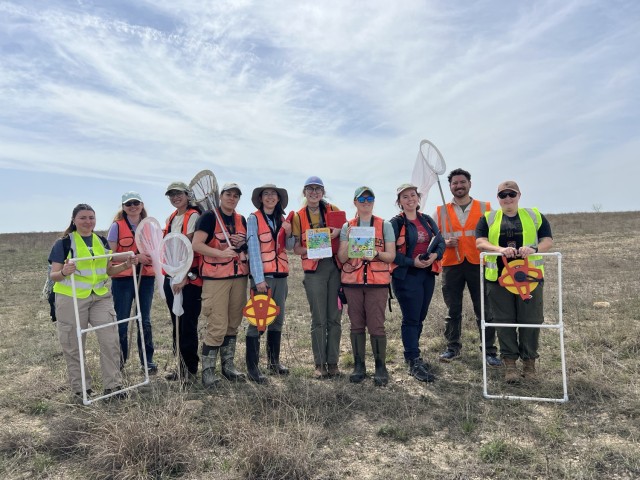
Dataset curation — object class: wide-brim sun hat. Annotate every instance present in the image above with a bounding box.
[251,184,289,209]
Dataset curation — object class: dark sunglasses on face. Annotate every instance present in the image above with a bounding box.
[498,191,518,199]
[357,196,375,203]
[123,200,141,207]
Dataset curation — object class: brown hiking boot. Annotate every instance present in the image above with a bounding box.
[313,364,328,379]
[327,363,341,377]
[503,358,520,383]
[523,359,537,381]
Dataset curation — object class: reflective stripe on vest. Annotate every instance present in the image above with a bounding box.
[255,211,289,276]
[53,232,110,298]
[437,200,489,266]
[112,219,154,278]
[341,216,390,286]
[200,209,249,279]
[484,207,544,281]
[298,203,340,272]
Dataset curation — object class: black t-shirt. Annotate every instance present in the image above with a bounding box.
[195,210,247,244]
[475,210,552,277]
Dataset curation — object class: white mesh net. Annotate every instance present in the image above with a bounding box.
[160,233,194,316]
[134,217,166,298]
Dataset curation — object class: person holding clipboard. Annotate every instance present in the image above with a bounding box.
[390,183,445,383]
[292,176,344,379]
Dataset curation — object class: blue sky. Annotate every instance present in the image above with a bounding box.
[1,0,638,233]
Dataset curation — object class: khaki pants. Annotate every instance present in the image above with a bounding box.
[55,292,122,393]
[201,277,248,346]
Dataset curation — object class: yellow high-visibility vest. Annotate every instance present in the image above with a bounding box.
[53,231,110,298]
[484,208,544,281]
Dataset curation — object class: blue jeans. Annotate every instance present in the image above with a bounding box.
[392,268,436,362]
[112,275,155,367]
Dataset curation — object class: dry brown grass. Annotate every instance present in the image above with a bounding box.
[0,211,638,479]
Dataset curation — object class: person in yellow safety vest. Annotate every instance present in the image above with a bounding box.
[476,180,553,383]
[292,176,344,379]
[49,203,135,401]
[192,182,249,388]
[434,168,502,367]
[337,186,396,387]
[107,191,157,375]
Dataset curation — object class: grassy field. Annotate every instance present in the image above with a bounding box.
[0,211,638,479]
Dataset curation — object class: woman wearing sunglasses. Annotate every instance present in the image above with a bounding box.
[337,186,396,386]
[292,176,343,379]
[476,181,553,383]
[107,191,157,375]
[390,183,445,383]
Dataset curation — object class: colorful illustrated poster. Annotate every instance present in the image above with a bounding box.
[306,228,332,259]
[348,226,375,259]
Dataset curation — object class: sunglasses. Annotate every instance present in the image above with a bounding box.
[498,191,518,199]
[123,200,141,207]
[357,196,375,203]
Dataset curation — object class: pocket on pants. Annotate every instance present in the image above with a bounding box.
[57,322,77,350]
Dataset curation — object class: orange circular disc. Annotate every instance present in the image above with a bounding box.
[498,258,542,297]
[243,294,279,327]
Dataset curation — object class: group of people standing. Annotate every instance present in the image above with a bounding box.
[48,168,553,400]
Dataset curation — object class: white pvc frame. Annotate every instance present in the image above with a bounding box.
[480,252,568,403]
[70,251,150,405]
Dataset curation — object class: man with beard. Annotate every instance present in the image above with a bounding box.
[434,168,502,367]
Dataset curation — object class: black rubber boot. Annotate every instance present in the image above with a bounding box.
[220,336,246,382]
[201,344,221,388]
[349,332,367,383]
[246,336,268,384]
[371,335,389,387]
[266,331,289,375]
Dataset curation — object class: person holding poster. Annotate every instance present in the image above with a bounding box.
[338,186,395,386]
[292,176,344,379]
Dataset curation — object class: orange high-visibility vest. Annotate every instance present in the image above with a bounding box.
[341,216,390,287]
[297,203,341,272]
[165,208,203,286]
[112,219,155,278]
[200,210,249,279]
[436,200,489,266]
[255,211,289,276]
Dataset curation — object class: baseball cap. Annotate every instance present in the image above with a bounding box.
[122,191,143,204]
[497,180,520,194]
[165,182,189,195]
[354,186,375,199]
[396,183,418,195]
[221,183,242,195]
[304,176,324,187]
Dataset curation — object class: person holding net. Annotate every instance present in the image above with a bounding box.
[435,168,501,367]
[292,176,344,379]
[192,183,249,388]
[107,192,157,375]
[476,181,553,383]
[49,203,133,401]
[162,181,203,383]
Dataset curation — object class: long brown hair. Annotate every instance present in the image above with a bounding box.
[62,204,95,238]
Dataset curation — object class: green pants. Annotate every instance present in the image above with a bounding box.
[302,258,342,365]
[486,282,544,360]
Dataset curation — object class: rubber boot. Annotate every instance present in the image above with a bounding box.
[246,336,268,384]
[201,345,221,388]
[503,357,520,383]
[220,336,246,382]
[371,335,389,386]
[523,358,537,381]
[266,331,289,375]
[349,332,366,383]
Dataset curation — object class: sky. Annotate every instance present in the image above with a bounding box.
[1,0,639,233]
